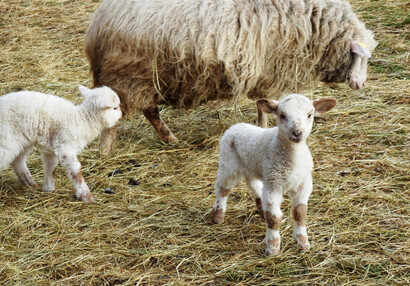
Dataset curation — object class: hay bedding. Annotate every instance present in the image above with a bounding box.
[0,0,408,285]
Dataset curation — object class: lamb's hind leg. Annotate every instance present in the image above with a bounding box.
[11,147,38,188]
[245,177,264,219]
[211,167,242,224]
[143,106,178,143]
[42,151,58,193]
[99,126,118,156]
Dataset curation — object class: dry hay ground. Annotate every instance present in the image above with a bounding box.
[0,0,408,285]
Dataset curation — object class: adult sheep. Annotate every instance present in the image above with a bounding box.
[85,0,376,154]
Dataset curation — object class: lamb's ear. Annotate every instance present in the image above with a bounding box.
[256,98,279,114]
[78,85,93,98]
[99,102,112,111]
[313,98,337,115]
[350,41,371,58]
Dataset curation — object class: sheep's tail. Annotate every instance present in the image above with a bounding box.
[84,25,102,88]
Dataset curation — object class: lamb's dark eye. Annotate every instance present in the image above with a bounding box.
[280,114,286,120]
[113,107,118,110]
[308,113,313,119]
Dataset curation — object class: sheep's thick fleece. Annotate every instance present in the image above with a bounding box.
[85,0,376,113]
[0,86,122,202]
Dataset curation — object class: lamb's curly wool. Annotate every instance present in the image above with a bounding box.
[211,94,337,255]
[0,86,122,202]
[85,0,376,114]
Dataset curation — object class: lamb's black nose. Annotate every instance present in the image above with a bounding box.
[292,130,302,138]
[290,130,303,142]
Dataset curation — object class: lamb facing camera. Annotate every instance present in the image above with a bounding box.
[211,94,336,255]
[0,85,122,202]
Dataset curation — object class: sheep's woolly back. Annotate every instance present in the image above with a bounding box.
[85,0,376,114]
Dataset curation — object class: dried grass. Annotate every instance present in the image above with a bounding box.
[0,0,409,285]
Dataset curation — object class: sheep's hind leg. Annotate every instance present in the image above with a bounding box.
[245,177,264,219]
[258,108,268,128]
[11,147,38,188]
[143,106,178,143]
[99,126,118,156]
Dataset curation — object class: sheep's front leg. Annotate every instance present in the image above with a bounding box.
[99,126,118,156]
[143,106,178,143]
[263,187,283,256]
[59,152,94,203]
[42,151,58,193]
[257,108,268,128]
[11,147,38,188]
[290,177,313,250]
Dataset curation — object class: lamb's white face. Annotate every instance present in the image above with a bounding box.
[256,94,337,144]
[277,95,314,143]
[98,87,122,129]
[78,85,122,128]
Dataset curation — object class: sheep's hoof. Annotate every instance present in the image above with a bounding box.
[78,192,95,203]
[100,145,114,156]
[265,247,280,256]
[42,187,55,193]
[163,134,178,144]
[211,208,225,224]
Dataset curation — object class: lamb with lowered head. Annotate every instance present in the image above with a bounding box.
[0,86,122,202]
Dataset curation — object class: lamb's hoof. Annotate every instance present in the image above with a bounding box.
[295,234,310,250]
[297,242,311,251]
[265,247,280,256]
[28,181,39,188]
[211,208,225,224]
[42,188,55,193]
[19,174,38,188]
[78,193,95,203]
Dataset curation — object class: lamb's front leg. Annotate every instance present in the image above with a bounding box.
[58,151,94,203]
[263,187,283,256]
[290,177,313,250]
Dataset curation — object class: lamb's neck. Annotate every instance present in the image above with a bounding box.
[76,104,105,142]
